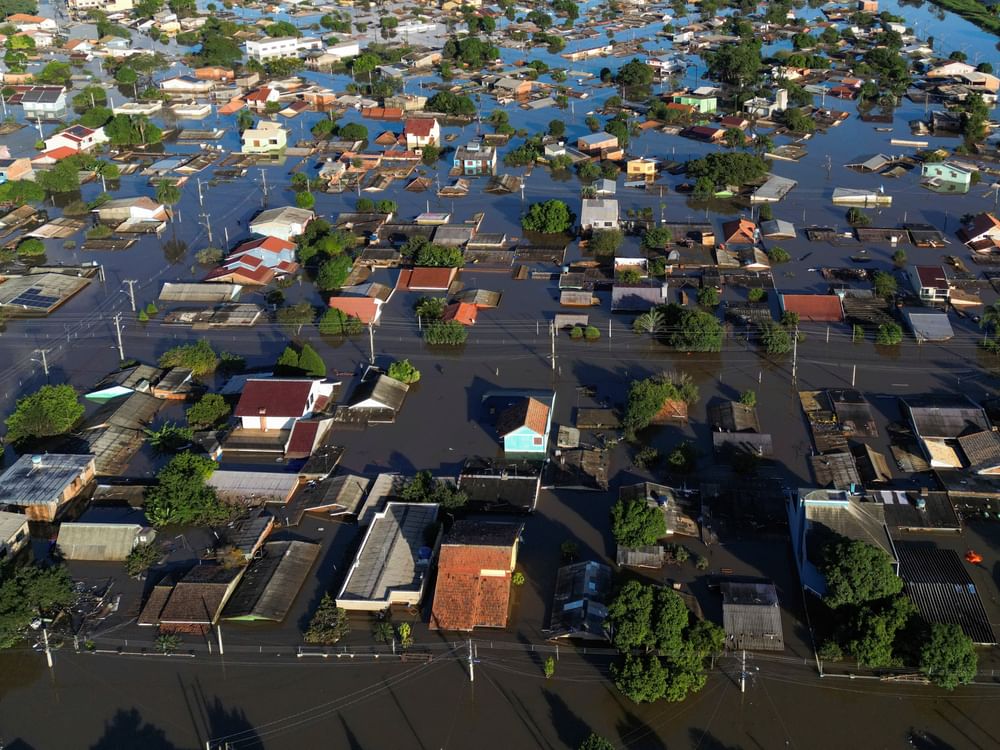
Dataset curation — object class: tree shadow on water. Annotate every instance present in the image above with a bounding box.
[89,708,177,750]
[542,689,591,749]
[687,728,741,749]
[202,695,263,749]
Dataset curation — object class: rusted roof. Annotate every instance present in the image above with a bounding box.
[404,118,437,137]
[496,397,549,437]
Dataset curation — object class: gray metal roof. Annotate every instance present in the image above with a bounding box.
[903,396,991,439]
[0,454,94,508]
[549,561,612,640]
[0,511,27,542]
[56,522,152,561]
[903,308,954,342]
[897,544,996,645]
[349,373,409,412]
[720,581,784,651]
[222,540,320,621]
[337,502,438,604]
[207,471,300,503]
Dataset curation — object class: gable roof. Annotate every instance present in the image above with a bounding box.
[328,296,381,324]
[398,266,457,291]
[404,118,437,137]
[234,378,315,418]
[430,521,522,631]
[721,218,757,244]
[442,301,477,325]
[497,397,550,437]
[780,294,844,322]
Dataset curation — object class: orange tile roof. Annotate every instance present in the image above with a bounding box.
[442,302,477,326]
[430,542,515,631]
[398,267,457,291]
[497,397,549,437]
[328,296,380,325]
[780,294,844,322]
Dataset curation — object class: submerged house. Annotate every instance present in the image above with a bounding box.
[0,454,96,522]
[234,378,337,431]
[497,396,554,455]
[430,521,523,631]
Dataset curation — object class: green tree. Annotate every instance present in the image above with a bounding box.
[275,345,300,374]
[686,152,767,190]
[388,359,421,384]
[415,297,447,321]
[79,106,113,129]
[622,372,698,437]
[615,58,654,88]
[320,307,364,336]
[759,321,792,355]
[297,343,326,377]
[920,623,978,690]
[875,322,903,346]
[144,452,228,527]
[316,255,353,290]
[763,246,790,266]
[277,302,317,329]
[0,564,75,649]
[670,308,722,352]
[588,229,623,256]
[304,594,350,644]
[35,159,81,194]
[821,538,903,608]
[848,594,915,667]
[872,270,897,298]
[125,542,161,577]
[612,654,667,703]
[265,20,300,37]
[522,199,574,234]
[16,238,45,257]
[159,340,218,376]
[296,191,316,210]
[426,91,476,116]
[580,734,616,750]
[424,321,468,345]
[4,384,83,444]
[697,287,719,307]
[399,470,467,509]
[36,61,72,86]
[642,226,672,250]
[705,40,762,86]
[611,497,666,549]
[155,181,181,207]
[186,394,230,429]
[739,390,757,407]
[145,422,194,453]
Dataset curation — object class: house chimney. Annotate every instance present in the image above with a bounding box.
[258,407,267,432]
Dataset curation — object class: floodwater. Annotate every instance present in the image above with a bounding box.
[4,0,1000,746]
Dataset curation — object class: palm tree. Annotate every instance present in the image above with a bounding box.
[634,309,665,335]
[981,300,1000,341]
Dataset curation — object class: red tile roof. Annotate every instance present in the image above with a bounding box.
[233,235,295,254]
[285,420,320,458]
[442,302,477,326]
[361,107,404,120]
[328,296,380,325]
[721,218,757,244]
[780,294,844,322]
[234,379,314,418]
[244,87,273,102]
[32,146,76,162]
[430,543,515,631]
[404,118,437,137]
[915,265,947,289]
[398,267,457,291]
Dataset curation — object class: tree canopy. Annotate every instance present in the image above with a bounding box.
[0,564,75,649]
[920,623,978,690]
[185,393,230,429]
[821,538,903,609]
[4,384,83,444]
[611,497,666,548]
[607,581,723,703]
[622,372,699,438]
[522,200,574,234]
[144,452,229,527]
[399,470,468,510]
[685,152,767,190]
[669,307,723,352]
[159,340,219,376]
[614,58,654,88]
[705,40,762,86]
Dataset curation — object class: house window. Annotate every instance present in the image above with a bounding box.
[533,436,543,446]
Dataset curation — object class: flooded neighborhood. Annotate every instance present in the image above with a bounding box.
[2,0,1000,746]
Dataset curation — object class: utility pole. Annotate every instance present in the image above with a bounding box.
[224,226,229,248]
[33,349,49,378]
[791,324,798,384]
[113,313,125,361]
[261,169,268,201]
[42,623,53,669]
[368,323,375,364]
[467,638,474,682]
[550,322,556,371]
[739,649,747,693]
[123,279,138,312]
[197,178,204,207]
[216,624,224,656]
